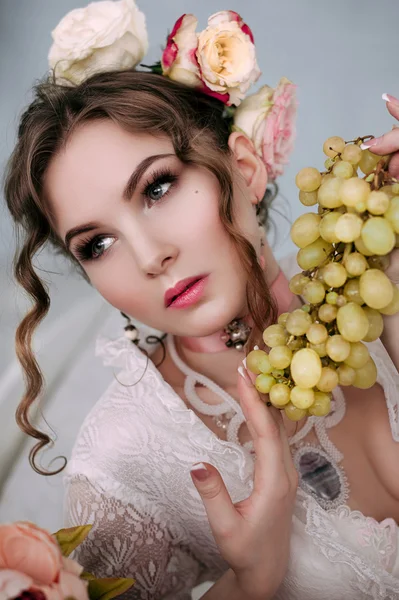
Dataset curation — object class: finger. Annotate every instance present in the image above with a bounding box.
[190,462,238,539]
[238,369,296,480]
[273,407,298,484]
[385,248,399,285]
[384,94,399,121]
[360,128,399,156]
[237,372,287,491]
[388,152,399,179]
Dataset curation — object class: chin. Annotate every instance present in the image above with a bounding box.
[177,295,247,337]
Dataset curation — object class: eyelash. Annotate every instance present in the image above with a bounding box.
[142,167,178,206]
[74,167,178,262]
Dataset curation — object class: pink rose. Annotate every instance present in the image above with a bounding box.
[233,78,297,179]
[262,77,297,180]
[0,522,88,600]
[161,14,201,88]
[196,11,260,106]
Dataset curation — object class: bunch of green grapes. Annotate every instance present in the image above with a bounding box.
[247,135,399,421]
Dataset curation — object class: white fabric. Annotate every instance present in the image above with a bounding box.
[63,333,399,600]
[63,250,399,600]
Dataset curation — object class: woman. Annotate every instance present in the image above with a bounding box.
[4,2,399,599]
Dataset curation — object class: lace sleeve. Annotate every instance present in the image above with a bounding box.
[64,473,204,600]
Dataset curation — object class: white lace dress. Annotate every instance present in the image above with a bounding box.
[64,330,399,600]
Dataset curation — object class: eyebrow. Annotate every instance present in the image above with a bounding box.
[64,153,174,249]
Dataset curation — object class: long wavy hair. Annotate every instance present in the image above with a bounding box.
[3,69,277,475]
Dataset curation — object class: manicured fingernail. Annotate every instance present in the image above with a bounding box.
[254,345,260,350]
[238,365,253,386]
[360,138,379,150]
[382,93,399,104]
[242,357,247,368]
[190,462,210,481]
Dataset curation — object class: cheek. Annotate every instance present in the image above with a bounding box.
[233,182,260,247]
[165,184,224,243]
[85,258,152,317]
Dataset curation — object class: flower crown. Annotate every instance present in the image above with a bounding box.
[48,0,297,180]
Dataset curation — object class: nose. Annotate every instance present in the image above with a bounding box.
[128,228,178,277]
[144,251,176,277]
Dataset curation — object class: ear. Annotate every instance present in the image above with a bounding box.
[228,131,268,205]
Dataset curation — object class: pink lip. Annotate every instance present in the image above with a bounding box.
[165,275,208,309]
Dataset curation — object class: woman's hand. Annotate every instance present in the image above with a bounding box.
[191,369,297,600]
[361,94,399,178]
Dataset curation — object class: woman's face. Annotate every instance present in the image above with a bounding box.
[44,120,265,336]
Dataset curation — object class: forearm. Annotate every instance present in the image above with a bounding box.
[202,569,274,600]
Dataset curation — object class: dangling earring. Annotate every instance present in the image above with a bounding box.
[121,311,140,345]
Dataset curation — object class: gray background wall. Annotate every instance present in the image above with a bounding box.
[0,0,398,535]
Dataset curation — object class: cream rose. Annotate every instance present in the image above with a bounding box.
[161,14,201,88]
[196,10,260,106]
[233,78,297,179]
[48,0,148,85]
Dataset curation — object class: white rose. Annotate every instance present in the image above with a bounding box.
[196,10,260,106]
[233,85,274,154]
[48,0,148,85]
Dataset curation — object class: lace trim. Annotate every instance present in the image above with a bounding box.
[304,493,399,599]
[167,335,254,450]
[289,388,346,463]
[371,339,399,442]
[95,336,253,482]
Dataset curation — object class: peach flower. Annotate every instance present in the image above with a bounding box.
[0,523,88,600]
[0,570,34,600]
[196,11,260,106]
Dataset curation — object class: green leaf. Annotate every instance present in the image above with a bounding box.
[81,571,97,581]
[88,578,135,600]
[53,525,92,557]
[140,61,163,75]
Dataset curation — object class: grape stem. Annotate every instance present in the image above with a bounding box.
[345,135,375,144]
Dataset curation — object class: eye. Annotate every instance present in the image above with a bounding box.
[75,235,116,262]
[91,236,114,258]
[143,169,178,205]
[147,180,173,203]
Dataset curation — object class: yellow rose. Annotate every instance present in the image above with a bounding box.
[196,11,260,106]
[48,0,148,85]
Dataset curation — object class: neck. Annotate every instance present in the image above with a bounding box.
[174,246,301,390]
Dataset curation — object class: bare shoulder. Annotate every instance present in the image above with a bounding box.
[359,382,399,504]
